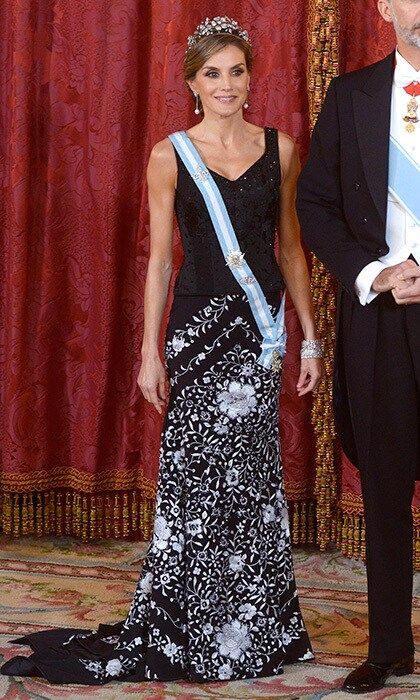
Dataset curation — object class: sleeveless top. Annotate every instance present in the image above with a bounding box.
[172,127,285,297]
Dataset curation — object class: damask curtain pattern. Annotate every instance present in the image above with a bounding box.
[0,1,315,541]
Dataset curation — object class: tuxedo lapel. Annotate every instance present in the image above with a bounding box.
[352,53,394,224]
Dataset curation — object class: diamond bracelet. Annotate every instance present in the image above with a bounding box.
[300,339,323,359]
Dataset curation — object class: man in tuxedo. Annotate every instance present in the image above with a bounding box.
[297,0,419,693]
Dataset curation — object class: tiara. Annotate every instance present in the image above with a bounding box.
[187,16,251,50]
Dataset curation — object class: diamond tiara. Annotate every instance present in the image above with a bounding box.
[187,16,251,50]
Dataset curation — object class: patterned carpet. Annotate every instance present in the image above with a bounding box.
[0,537,418,699]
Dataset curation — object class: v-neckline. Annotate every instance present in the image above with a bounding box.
[184,128,267,183]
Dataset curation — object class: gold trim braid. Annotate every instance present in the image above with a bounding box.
[307,0,340,551]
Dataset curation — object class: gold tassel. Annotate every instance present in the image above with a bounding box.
[96,495,103,539]
[300,502,307,543]
[28,493,34,534]
[43,491,50,535]
[36,492,43,537]
[113,493,120,539]
[105,496,111,538]
[82,494,88,541]
[307,0,340,551]
[56,492,62,536]
[65,491,71,535]
[50,490,56,534]
[346,516,354,558]
[292,502,300,545]
[123,492,130,538]
[90,495,97,540]
[21,493,28,535]
[2,493,12,535]
[12,493,20,537]
[308,501,316,544]
[131,491,138,532]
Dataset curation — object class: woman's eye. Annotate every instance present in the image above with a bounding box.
[205,72,219,78]
[233,69,244,76]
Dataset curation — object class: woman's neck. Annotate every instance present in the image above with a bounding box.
[193,113,249,145]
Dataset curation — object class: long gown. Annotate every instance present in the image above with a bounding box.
[1,127,314,684]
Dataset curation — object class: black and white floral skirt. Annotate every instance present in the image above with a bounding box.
[1,291,313,685]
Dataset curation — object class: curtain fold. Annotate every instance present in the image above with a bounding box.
[0,0,315,541]
[2,1,417,565]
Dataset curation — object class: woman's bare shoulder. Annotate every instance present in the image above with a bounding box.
[149,137,177,166]
[276,130,297,156]
[147,137,177,184]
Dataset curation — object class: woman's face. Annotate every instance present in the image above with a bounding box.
[188,44,250,118]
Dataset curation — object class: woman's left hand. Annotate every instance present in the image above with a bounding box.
[296,358,324,396]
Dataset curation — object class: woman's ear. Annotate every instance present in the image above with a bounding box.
[186,80,196,95]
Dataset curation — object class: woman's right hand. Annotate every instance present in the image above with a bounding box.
[137,355,169,415]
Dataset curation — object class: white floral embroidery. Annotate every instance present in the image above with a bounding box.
[229,554,245,572]
[239,603,257,620]
[163,642,179,659]
[216,381,257,419]
[105,659,123,677]
[218,663,233,679]
[61,293,312,684]
[186,519,202,536]
[226,467,240,486]
[153,515,172,551]
[139,572,153,593]
[300,650,315,661]
[262,504,276,524]
[216,620,252,660]
[172,336,186,353]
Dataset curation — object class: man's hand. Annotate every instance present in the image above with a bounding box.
[392,265,420,305]
[372,259,418,293]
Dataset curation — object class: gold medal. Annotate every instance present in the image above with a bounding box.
[271,349,282,373]
[403,81,420,132]
[403,96,418,132]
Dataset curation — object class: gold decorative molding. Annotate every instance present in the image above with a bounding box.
[1,469,157,500]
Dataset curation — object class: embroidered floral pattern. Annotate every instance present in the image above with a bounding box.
[15,293,312,685]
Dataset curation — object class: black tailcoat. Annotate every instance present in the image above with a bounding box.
[297,52,418,474]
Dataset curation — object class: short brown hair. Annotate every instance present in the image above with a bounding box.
[183,34,253,84]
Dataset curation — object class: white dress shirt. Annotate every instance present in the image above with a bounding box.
[355,49,420,305]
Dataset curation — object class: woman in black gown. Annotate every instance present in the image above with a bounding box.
[1,16,324,685]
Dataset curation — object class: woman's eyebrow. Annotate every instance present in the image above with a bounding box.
[201,62,245,71]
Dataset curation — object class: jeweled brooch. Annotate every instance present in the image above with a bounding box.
[225,250,245,268]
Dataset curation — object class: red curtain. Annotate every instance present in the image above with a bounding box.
[338,0,420,529]
[0,1,315,539]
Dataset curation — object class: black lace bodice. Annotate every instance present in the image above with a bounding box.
[172,127,285,296]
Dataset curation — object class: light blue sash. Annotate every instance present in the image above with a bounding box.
[388,136,420,226]
[169,130,286,371]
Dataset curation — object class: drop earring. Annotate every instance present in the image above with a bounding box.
[243,87,250,110]
[194,92,200,115]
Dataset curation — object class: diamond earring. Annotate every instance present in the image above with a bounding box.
[194,92,200,115]
[243,87,250,110]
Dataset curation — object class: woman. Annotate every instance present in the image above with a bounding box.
[1,16,323,685]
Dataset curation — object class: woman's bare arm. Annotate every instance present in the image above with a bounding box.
[277,132,323,395]
[138,138,177,413]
